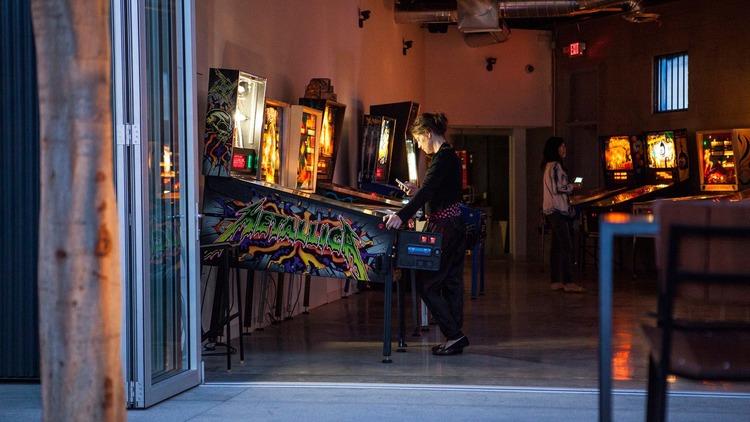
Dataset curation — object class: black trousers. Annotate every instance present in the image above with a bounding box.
[546,211,573,284]
[416,217,467,340]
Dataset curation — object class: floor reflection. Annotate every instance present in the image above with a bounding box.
[204,258,750,393]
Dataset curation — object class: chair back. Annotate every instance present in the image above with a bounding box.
[654,200,750,306]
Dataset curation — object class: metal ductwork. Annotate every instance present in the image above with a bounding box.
[395,0,645,24]
[395,0,650,46]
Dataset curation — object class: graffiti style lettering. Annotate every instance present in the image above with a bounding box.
[215,198,372,280]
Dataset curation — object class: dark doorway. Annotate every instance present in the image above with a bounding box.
[451,133,510,256]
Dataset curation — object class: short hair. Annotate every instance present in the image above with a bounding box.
[410,112,448,136]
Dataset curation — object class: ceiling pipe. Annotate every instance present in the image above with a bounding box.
[394,0,643,24]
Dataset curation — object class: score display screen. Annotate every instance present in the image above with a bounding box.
[407,245,432,256]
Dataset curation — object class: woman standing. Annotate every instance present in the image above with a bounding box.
[383,112,469,356]
[542,137,585,293]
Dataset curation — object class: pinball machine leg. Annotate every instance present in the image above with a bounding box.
[243,270,254,336]
[471,243,479,300]
[234,265,244,363]
[284,274,295,320]
[410,270,421,337]
[420,300,430,332]
[382,272,393,363]
[397,274,407,352]
[273,273,285,323]
[479,242,486,296]
[255,274,267,331]
[342,278,351,298]
[302,274,311,314]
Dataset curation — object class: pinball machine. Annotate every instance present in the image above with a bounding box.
[571,135,642,210]
[280,105,323,191]
[298,98,346,184]
[358,114,400,196]
[697,128,750,193]
[585,129,690,232]
[632,128,750,214]
[257,99,288,185]
[201,69,437,362]
[202,68,267,178]
[360,101,420,196]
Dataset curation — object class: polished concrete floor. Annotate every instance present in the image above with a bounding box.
[5,383,750,421]
[204,258,750,394]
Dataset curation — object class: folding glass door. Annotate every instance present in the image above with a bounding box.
[112,0,200,408]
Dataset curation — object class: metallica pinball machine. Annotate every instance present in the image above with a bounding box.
[201,69,436,362]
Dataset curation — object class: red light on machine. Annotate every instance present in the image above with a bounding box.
[429,236,436,244]
[420,235,428,243]
[231,153,247,170]
[564,42,586,57]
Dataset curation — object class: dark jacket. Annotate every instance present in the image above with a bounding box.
[397,143,462,221]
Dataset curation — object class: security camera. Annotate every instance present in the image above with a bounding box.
[486,57,497,71]
[358,9,371,28]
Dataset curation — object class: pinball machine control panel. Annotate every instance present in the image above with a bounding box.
[395,231,442,271]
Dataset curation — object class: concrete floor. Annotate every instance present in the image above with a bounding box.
[4,259,749,420]
[204,259,750,394]
[3,383,750,421]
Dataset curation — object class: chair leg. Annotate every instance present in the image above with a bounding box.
[646,356,668,422]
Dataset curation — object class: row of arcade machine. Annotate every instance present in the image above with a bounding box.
[199,68,441,362]
[573,128,750,236]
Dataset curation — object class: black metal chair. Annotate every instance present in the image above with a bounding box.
[643,202,750,422]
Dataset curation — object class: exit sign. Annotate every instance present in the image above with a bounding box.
[564,42,586,57]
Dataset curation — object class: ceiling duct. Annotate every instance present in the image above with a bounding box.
[395,0,648,46]
[457,0,511,46]
[458,0,501,33]
[395,0,646,24]
[463,19,512,47]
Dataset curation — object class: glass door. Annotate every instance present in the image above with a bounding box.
[113,0,200,408]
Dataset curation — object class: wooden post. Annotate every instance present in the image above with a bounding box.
[31,0,125,420]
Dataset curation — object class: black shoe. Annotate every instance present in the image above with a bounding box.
[431,343,444,353]
[432,336,469,356]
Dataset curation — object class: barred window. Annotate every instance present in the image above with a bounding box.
[654,52,688,112]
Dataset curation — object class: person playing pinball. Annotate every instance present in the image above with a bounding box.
[383,112,469,356]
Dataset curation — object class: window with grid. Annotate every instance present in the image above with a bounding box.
[654,52,688,112]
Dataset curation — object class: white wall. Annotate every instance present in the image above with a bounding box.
[196,0,427,187]
[423,28,552,258]
[423,28,552,127]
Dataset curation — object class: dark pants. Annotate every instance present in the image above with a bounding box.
[547,212,573,284]
[416,217,467,340]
